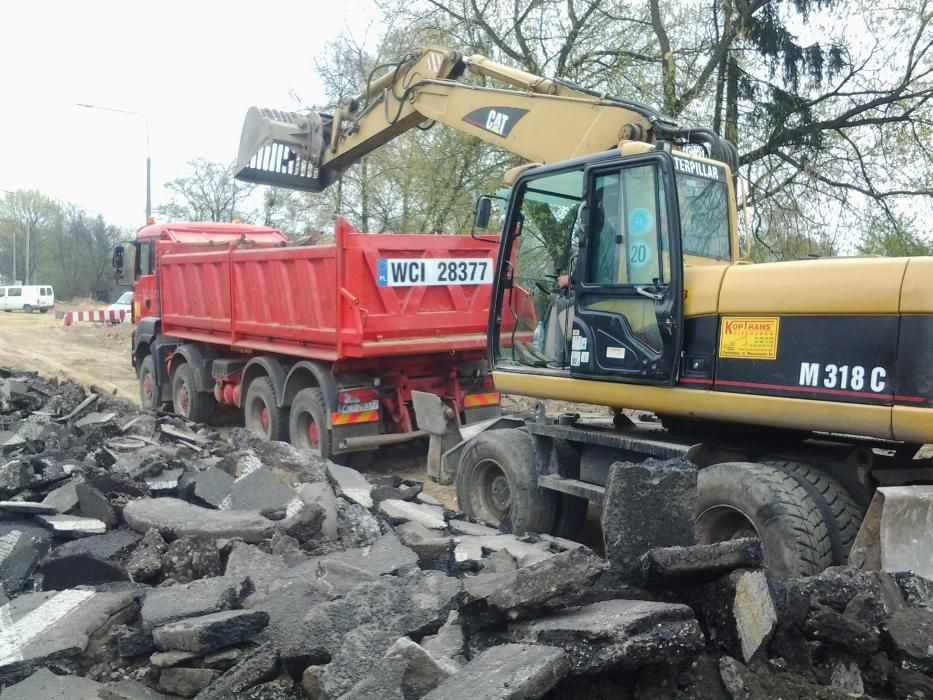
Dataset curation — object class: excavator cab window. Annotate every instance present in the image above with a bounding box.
[495,168,584,370]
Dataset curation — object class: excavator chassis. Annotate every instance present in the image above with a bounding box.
[413,391,933,579]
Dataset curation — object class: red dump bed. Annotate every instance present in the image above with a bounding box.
[157,218,498,361]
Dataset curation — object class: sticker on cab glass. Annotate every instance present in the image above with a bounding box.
[719,317,780,360]
[628,208,653,236]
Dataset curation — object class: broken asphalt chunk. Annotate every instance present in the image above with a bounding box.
[0,500,59,515]
[379,498,446,529]
[0,529,49,595]
[460,546,608,626]
[141,575,252,629]
[637,538,764,587]
[123,497,273,543]
[326,462,373,508]
[36,513,108,537]
[2,666,105,699]
[0,588,136,684]
[422,643,570,700]
[39,552,129,590]
[509,598,703,673]
[602,458,697,578]
[153,608,269,654]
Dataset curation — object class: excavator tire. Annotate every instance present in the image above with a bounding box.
[696,462,834,577]
[766,460,864,565]
[456,429,558,535]
[549,439,589,539]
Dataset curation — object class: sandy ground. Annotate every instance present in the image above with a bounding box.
[0,303,139,401]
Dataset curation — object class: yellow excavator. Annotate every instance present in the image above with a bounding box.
[236,47,932,578]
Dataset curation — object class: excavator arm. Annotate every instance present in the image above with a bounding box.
[236,47,736,192]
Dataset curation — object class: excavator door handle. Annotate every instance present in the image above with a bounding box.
[635,286,664,301]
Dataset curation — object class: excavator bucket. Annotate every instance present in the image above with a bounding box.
[235,107,326,191]
[849,485,933,579]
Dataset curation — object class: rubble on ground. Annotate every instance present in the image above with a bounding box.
[1,367,932,699]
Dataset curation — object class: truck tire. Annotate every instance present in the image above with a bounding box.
[456,429,557,534]
[23,305,32,313]
[172,363,215,424]
[289,388,376,468]
[244,377,289,442]
[139,355,163,409]
[289,387,330,455]
[549,439,588,539]
[766,460,864,564]
[39,308,49,314]
[696,462,834,577]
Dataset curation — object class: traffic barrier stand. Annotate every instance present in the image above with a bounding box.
[62,310,129,326]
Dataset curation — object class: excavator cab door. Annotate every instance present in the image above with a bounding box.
[570,153,684,384]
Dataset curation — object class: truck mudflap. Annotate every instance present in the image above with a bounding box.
[412,390,522,484]
[849,485,933,579]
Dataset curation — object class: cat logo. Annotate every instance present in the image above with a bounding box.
[486,110,511,135]
[462,106,529,139]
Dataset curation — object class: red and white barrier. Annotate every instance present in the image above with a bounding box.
[62,310,128,326]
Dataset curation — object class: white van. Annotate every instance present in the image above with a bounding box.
[0,285,55,313]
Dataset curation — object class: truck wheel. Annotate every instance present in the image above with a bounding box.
[696,462,834,577]
[39,308,49,314]
[23,305,32,313]
[289,388,331,455]
[244,377,288,442]
[549,439,588,539]
[456,429,557,534]
[139,355,163,409]
[172,363,215,424]
[766,460,864,564]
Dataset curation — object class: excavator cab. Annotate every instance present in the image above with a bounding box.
[492,149,685,385]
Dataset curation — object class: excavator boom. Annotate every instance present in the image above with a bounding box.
[236,47,735,192]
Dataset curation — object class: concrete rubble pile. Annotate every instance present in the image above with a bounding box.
[1,367,932,699]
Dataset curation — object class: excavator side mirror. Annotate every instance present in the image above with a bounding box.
[474,196,492,230]
[112,245,125,270]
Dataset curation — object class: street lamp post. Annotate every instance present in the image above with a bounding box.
[77,103,151,222]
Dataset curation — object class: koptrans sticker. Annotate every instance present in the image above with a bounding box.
[377,258,494,287]
[719,317,780,360]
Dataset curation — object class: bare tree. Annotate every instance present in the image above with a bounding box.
[378,0,933,257]
[159,159,256,223]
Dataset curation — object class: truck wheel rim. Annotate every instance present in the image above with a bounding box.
[143,375,153,401]
[294,411,319,449]
[260,407,270,431]
[178,385,189,411]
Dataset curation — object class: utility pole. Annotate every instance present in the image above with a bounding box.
[24,218,31,285]
[77,104,151,223]
[1,189,16,284]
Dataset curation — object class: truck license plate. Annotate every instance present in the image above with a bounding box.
[377,258,493,287]
[339,400,380,414]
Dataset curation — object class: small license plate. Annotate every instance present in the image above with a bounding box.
[339,399,380,414]
[377,258,493,287]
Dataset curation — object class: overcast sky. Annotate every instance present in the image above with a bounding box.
[0,0,380,228]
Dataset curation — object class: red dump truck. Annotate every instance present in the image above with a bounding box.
[115,217,504,465]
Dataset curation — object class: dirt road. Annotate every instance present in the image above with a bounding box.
[0,305,139,402]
